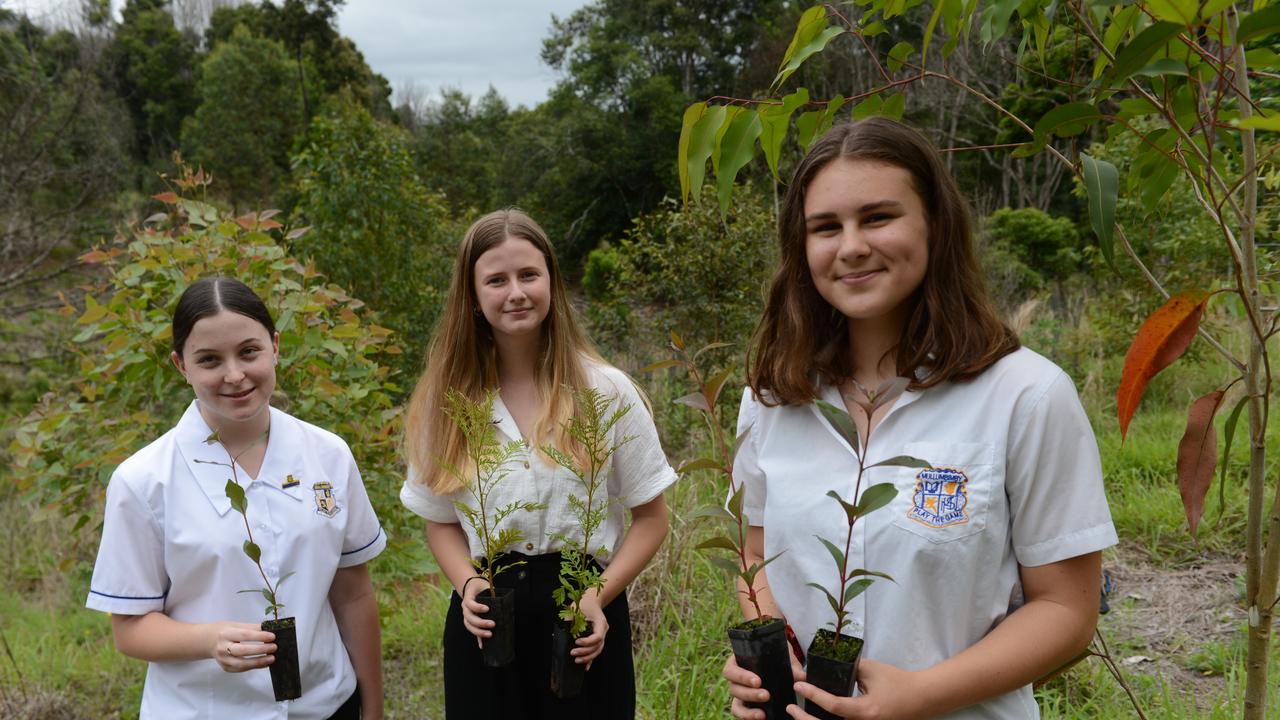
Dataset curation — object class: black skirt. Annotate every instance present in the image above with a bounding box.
[443,552,636,719]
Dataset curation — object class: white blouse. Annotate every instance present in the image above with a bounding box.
[87,401,386,719]
[400,361,677,564]
[735,347,1117,720]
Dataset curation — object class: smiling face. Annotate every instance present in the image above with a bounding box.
[804,158,930,334]
[171,309,279,435]
[472,235,552,344]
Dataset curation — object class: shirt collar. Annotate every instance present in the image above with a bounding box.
[174,401,304,517]
[489,394,524,442]
[810,378,922,457]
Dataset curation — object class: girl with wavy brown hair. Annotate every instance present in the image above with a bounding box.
[723,119,1116,719]
[400,209,675,718]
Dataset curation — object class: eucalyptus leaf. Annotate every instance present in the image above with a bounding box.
[816,400,860,454]
[854,483,899,516]
[696,536,740,553]
[867,455,932,470]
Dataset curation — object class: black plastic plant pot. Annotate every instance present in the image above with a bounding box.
[476,586,516,667]
[549,619,592,699]
[727,617,796,719]
[262,617,302,701]
[803,629,863,720]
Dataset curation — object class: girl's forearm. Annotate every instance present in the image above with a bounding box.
[593,494,669,607]
[424,520,482,593]
[905,552,1101,714]
[330,565,383,719]
[111,612,217,662]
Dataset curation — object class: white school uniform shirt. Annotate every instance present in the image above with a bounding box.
[86,401,387,720]
[400,361,677,565]
[735,348,1118,720]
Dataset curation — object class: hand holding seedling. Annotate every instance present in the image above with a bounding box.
[206,620,276,673]
[460,576,495,646]
[569,591,607,668]
[725,650,806,719]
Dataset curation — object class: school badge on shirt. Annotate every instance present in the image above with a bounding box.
[312,481,341,518]
[907,467,969,528]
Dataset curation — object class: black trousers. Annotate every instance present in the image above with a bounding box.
[443,552,636,719]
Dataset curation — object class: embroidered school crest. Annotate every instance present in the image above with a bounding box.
[907,467,969,528]
[312,481,341,518]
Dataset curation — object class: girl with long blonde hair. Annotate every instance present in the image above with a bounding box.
[400,209,675,718]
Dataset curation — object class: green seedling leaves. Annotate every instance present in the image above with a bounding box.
[678,102,705,203]
[887,42,915,73]
[808,583,843,617]
[705,368,734,411]
[675,391,712,413]
[242,540,261,563]
[640,358,683,374]
[1147,0,1198,25]
[711,556,743,576]
[843,578,876,604]
[867,455,932,470]
[693,341,735,362]
[1081,153,1119,269]
[691,504,735,522]
[774,7,845,90]
[816,535,846,570]
[727,485,745,521]
[729,427,752,467]
[854,483,899,516]
[1237,4,1280,44]
[816,400,860,455]
[225,479,247,515]
[1217,394,1248,523]
[204,430,220,445]
[795,95,847,151]
[760,89,809,180]
[826,489,859,523]
[1237,114,1280,132]
[684,104,727,205]
[696,536,740,553]
[679,457,724,474]
[717,109,763,215]
[1104,22,1184,87]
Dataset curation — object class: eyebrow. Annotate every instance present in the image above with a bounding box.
[804,200,904,222]
[190,338,264,355]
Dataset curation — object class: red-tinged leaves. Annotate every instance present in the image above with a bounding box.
[1177,389,1224,536]
[78,249,110,264]
[1117,291,1208,440]
[259,219,284,231]
[152,191,180,204]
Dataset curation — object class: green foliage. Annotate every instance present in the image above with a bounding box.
[583,191,776,361]
[111,0,197,157]
[7,166,402,539]
[442,390,544,592]
[543,387,634,634]
[980,207,1082,308]
[205,0,391,120]
[181,26,306,205]
[289,96,458,381]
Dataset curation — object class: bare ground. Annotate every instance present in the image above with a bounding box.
[1097,541,1275,711]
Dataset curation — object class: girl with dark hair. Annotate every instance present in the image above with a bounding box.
[400,208,676,718]
[86,276,386,719]
[723,118,1116,719]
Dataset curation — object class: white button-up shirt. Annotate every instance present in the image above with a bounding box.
[86,401,386,719]
[735,348,1117,719]
[401,362,677,564]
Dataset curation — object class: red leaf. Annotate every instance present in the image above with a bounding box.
[259,219,284,231]
[235,214,257,230]
[152,191,180,204]
[1176,389,1224,536]
[1116,291,1208,440]
[78,249,109,264]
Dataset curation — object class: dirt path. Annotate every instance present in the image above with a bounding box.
[1098,542,1261,710]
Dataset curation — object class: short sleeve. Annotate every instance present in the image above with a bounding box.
[606,373,678,508]
[338,450,387,567]
[1007,371,1118,566]
[86,473,169,615]
[399,465,463,523]
[732,387,766,527]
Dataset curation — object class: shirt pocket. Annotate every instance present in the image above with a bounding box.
[888,442,996,544]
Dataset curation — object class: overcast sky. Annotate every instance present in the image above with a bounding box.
[6,0,590,108]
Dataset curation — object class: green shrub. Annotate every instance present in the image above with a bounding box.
[290,96,460,383]
[980,206,1081,310]
[7,167,409,553]
[582,188,776,364]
